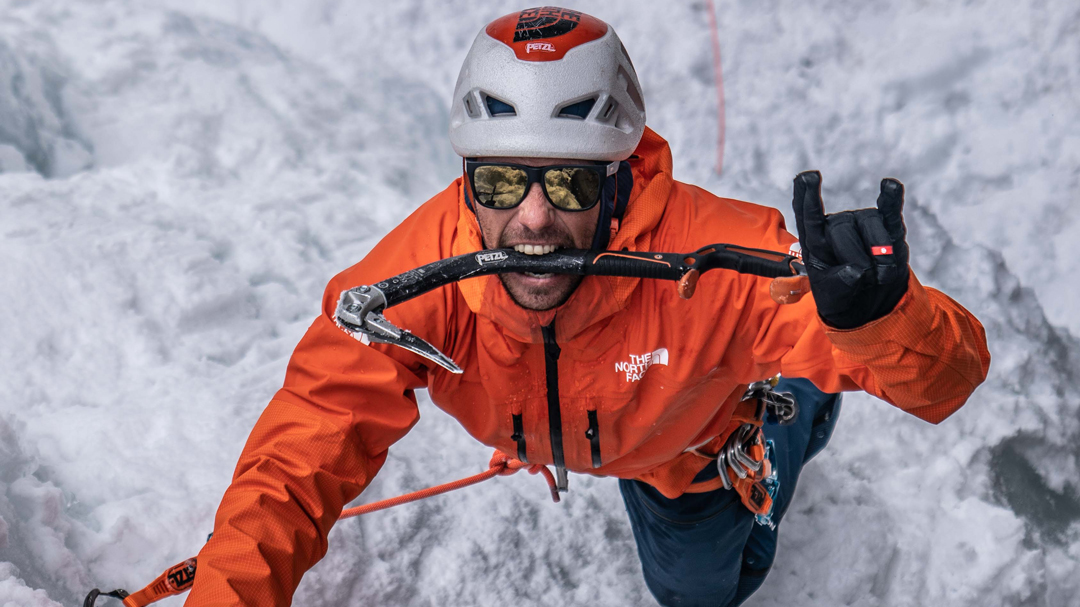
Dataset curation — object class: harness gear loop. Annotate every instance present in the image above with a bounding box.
[84,451,558,607]
[742,376,798,425]
[686,375,797,519]
[716,424,774,517]
[718,376,797,519]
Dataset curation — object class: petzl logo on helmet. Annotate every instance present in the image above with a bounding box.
[476,251,509,264]
[513,7,581,42]
[526,42,557,53]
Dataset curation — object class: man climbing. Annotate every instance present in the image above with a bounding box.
[186,7,990,606]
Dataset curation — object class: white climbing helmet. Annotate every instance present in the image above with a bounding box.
[449,6,646,162]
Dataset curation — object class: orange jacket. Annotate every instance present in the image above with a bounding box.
[185,128,990,605]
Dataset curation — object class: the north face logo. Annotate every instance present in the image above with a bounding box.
[615,348,669,382]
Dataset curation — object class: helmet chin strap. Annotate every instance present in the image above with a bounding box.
[461,157,491,247]
[589,160,633,251]
[462,157,475,212]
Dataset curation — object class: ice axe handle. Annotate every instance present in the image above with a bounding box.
[83,558,197,607]
[582,251,688,281]
[677,244,810,305]
[367,245,806,309]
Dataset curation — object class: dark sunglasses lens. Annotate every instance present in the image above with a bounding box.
[544,167,601,210]
[473,165,528,208]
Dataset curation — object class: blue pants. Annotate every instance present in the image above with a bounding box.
[620,378,842,607]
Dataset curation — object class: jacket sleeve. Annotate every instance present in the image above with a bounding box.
[183,323,426,605]
[738,211,991,424]
[185,196,458,605]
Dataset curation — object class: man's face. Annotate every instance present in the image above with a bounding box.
[473,157,601,311]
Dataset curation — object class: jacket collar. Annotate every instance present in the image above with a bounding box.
[452,127,674,344]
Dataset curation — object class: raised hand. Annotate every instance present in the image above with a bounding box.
[791,171,910,329]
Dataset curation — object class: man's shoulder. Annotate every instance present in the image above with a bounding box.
[373,179,465,260]
[396,179,464,233]
[656,180,793,250]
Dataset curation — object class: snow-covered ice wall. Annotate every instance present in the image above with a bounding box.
[1,1,1077,606]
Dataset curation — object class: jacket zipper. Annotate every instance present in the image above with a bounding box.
[541,322,568,493]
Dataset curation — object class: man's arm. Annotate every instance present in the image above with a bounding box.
[184,311,426,606]
[184,295,428,605]
[772,271,990,423]
[185,189,460,606]
[738,173,989,422]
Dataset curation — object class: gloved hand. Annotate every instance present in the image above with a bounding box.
[791,170,909,329]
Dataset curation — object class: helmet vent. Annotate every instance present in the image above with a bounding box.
[557,98,597,120]
[484,94,516,117]
[597,98,620,125]
[463,94,481,119]
[618,66,645,112]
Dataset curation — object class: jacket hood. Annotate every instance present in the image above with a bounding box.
[452,126,674,344]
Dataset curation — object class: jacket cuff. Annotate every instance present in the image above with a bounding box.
[822,272,934,348]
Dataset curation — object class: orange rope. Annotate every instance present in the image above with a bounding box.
[87,452,558,607]
[704,0,726,175]
[339,451,560,519]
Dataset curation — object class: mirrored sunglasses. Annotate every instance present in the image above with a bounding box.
[465,159,619,212]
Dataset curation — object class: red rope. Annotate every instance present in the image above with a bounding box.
[704,0,726,175]
[339,451,560,519]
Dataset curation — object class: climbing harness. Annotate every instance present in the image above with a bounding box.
[84,243,809,605]
[716,376,796,527]
[685,376,796,528]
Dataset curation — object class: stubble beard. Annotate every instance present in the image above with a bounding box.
[498,273,585,311]
[494,226,588,312]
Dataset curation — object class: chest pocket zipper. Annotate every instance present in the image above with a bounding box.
[586,410,601,468]
[511,413,527,463]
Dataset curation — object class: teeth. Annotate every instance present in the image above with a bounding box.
[514,244,560,255]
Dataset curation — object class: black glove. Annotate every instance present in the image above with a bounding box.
[792,171,910,329]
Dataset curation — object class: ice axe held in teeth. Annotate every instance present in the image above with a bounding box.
[334,243,810,373]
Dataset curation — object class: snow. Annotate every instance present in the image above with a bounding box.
[0,1,1077,606]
